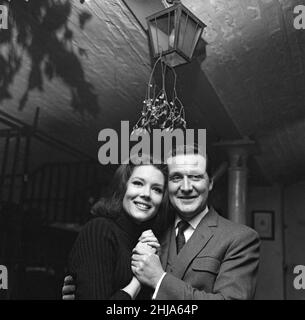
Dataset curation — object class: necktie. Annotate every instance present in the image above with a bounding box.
[176,220,189,254]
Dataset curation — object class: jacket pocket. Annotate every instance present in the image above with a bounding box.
[192,256,220,274]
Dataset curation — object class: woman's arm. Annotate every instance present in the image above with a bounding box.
[61,274,141,300]
[69,218,133,300]
[121,276,141,299]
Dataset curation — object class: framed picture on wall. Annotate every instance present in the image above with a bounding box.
[252,211,275,240]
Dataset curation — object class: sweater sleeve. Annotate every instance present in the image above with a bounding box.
[69,218,132,300]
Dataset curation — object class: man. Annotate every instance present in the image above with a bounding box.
[62,146,260,300]
[131,148,260,299]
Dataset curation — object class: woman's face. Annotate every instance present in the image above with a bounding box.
[123,165,165,223]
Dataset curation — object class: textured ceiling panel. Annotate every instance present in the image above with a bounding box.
[181,0,305,183]
[1,0,305,184]
[0,0,151,160]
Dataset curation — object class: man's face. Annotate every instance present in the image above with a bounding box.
[167,154,213,221]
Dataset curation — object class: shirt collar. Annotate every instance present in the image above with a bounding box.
[175,206,209,230]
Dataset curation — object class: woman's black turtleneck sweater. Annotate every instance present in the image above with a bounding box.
[69,212,151,300]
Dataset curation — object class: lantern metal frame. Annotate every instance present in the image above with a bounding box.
[146,3,206,67]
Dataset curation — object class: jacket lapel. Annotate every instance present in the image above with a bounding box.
[160,225,173,270]
[171,208,219,279]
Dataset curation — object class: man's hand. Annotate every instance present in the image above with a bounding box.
[62,275,76,300]
[131,242,165,289]
[138,229,160,255]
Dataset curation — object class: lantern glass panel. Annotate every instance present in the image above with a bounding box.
[177,10,203,58]
[163,51,188,67]
[149,11,176,55]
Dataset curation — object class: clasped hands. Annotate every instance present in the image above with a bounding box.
[131,229,165,289]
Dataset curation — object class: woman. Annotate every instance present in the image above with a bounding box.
[68,158,170,300]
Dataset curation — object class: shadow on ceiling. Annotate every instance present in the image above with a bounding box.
[0,0,99,116]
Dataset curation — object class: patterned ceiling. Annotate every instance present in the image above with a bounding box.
[0,0,304,184]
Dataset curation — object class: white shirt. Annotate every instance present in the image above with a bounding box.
[174,206,209,241]
[152,207,209,299]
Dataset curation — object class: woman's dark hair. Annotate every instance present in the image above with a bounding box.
[91,155,172,237]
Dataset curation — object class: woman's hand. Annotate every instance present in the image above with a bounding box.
[121,276,141,299]
[138,230,160,255]
[62,275,76,300]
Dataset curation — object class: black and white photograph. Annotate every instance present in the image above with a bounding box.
[0,0,305,302]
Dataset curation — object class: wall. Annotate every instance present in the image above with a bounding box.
[283,181,305,300]
[247,185,284,300]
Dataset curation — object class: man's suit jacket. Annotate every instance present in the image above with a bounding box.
[156,208,260,300]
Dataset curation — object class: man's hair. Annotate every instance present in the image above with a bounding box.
[91,155,171,237]
[167,143,211,177]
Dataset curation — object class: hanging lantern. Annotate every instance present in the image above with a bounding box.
[146,1,206,67]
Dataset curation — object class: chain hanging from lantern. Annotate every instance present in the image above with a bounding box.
[132,56,186,134]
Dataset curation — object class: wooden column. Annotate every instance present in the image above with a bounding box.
[215,138,257,225]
